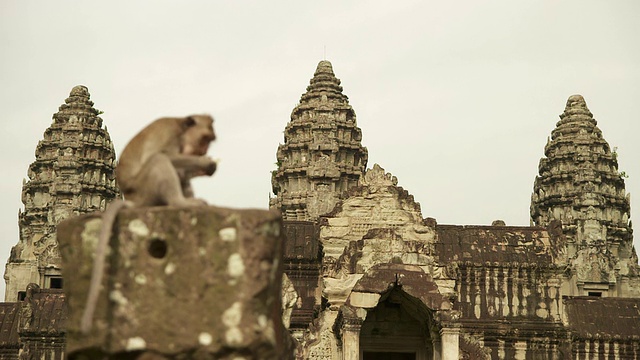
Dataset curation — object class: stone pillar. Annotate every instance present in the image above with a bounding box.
[58,206,295,360]
[514,341,527,360]
[342,320,362,360]
[439,325,460,360]
[432,338,442,360]
[4,262,39,301]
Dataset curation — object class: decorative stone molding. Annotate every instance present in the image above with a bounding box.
[320,164,435,263]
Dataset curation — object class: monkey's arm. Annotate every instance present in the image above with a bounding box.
[169,154,217,176]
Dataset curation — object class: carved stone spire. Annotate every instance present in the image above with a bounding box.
[270,61,368,221]
[4,85,119,301]
[531,95,639,294]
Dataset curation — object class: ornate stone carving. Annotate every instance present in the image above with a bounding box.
[530,95,639,293]
[5,85,119,301]
[360,163,398,188]
[320,164,435,262]
[270,61,368,221]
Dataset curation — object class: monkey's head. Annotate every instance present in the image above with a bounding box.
[180,115,216,155]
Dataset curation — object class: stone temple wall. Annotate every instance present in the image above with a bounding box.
[276,79,640,359]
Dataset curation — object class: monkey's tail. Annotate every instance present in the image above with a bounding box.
[80,199,129,334]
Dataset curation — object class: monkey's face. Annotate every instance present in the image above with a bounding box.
[180,115,216,155]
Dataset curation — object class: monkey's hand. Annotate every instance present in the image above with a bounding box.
[200,156,217,176]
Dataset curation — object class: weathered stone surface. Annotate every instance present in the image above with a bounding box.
[434,224,570,358]
[531,95,640,296]
[331,264,460,360]
[270,60,368,221]
[349,264,450,311]
[564,296,640,338]
[531,95,629,236]
[435,223,564,267]
[281,222,321,331]
[0,303,20,359]
[58,206,294,359]
[320,164,435,263]
[298,166,447,359]
[5,85,118,302]
[17,284,67,359]
[281,273,298,330]
[0,285,66,359]
[564,296,640,358]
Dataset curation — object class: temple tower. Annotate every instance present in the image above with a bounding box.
[4,85,119,301]
[531,94,639,296]
[270,61,368,221]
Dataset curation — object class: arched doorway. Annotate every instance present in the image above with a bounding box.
[335,264,459,360]
[359,287,433,360]
[336,264,461,360]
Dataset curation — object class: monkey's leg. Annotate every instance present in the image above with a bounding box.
[134,154,205,207]
[177,169,195,198]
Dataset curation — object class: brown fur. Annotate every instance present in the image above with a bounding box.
[117,115,216,206]
[80,115,217,334]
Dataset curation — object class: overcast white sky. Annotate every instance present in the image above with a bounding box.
[1,1,639,296]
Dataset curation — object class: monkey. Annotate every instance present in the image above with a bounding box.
[117,114,217,206]
[80,115,217,334]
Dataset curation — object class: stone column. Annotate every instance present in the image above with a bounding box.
[342,320,362,360]
[439,325,460,360]
[514,341,527,360]
[431,338,442,360]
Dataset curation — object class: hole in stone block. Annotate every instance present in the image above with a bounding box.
[17,291,26,301]
[588,291,602,297]
[148,238,168,259]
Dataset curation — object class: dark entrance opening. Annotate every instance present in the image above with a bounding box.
[359,288,433,359]
[363,351,416,360]
[49,277,63,289]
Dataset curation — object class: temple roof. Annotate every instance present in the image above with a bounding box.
[21,288,67,335]
[0,303,19,347]
[435,224,562,267]
[0,288,67,348]
[564,297,640,339]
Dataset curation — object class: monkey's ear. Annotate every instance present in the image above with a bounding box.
[182,116,197,128]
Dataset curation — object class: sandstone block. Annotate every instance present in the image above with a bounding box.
[348,291,380,308]
[58,206,294,359]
